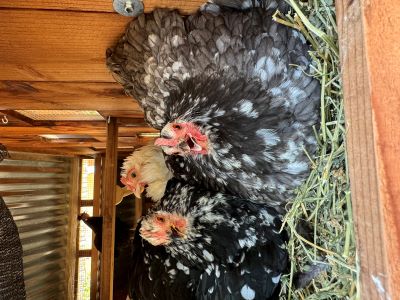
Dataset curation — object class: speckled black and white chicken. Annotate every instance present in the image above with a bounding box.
[129,180,288,300]
[107,0,320,207]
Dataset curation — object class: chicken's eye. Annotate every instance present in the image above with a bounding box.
[130,172,136,178]
[172,124,182,130]
[156,216,165,223]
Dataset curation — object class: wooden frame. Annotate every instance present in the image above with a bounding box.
[72,157,102,299]
[336,0,400,298]
[65,157,80,300]
[90,155,102,299]
[100,118,118,299]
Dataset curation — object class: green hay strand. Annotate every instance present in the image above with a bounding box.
[274,1,359,299]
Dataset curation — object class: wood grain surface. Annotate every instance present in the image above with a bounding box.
[336,0,400,298]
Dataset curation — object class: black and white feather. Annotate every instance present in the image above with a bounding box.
[107,0,320,207]
[130,180,288,299]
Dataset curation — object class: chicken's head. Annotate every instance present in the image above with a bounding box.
[120,145,173,202]
[155,122,208,156]
[140,212,188,246]
[120,166,145,199]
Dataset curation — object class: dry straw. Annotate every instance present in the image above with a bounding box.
[273,0,359,299]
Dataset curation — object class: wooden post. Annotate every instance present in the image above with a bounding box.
[134,197,143,225]
[100,118,118,299]
[336,0,400,298]
[65,157,80,300]
[90,155,102,299]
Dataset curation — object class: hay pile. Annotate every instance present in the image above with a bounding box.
[274,1,359,299]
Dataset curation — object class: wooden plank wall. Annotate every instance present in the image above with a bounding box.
[0,0,203,155]
[0,9,128,82]
[0,0,203,110]
[336,0,400,298]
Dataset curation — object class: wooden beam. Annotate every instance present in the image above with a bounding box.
[0,81,142,111]
[8,151,66,162]
[0,62,116,82]
[6,146,99,156]
[0,112,30,127]
[65,157,80,300]
[45,137,100,143]
[3,121,146,128]
[0,138,43,144]
[0,0,204,14]
[0,187,69,197]
[94,137,137,143]
[0,178,69,184]
[52,121,148,128]
[93,137,156,149]
[0,125,157,136]
[90,155,102,299]
[0,164,68,173]
[74,159,83,299]
[1,140,135,149]
[134,197,143,226]
[100,118,118,299]
[0,110,35,125]
[336,0,399,298]
[98,111,146,119]
[115,118,150,127]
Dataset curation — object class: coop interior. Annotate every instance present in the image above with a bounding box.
[0,1,163,298]
[0,0,398,300]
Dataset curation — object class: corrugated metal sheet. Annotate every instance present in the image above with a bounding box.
[0,151,72,300]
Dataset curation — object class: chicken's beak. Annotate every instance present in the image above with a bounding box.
[170,224,185,238]
[180,135,203,152]
[133,184,145,199]
[177,140,191,152]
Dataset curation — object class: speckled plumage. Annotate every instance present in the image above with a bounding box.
[129,180,288,300]
[107,0,320,207]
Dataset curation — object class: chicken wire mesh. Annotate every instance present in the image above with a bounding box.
[81,159,95,201]
[77,257,92,300]
[79,207,94,251]
[77,159,95,300]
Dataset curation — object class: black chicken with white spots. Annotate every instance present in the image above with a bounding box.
[129,180,288,299]
[107,0,320,207]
